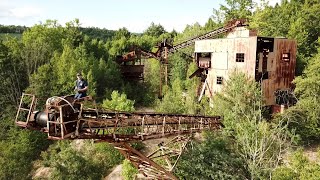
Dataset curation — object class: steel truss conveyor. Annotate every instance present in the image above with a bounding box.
[15,93,221,179]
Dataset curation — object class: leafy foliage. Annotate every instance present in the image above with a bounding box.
[272,149,320,180]
[41,140,123,180]
[0,126,50,180]
[1,0,320,179]
[143,22,166,37]
[175,132,249,179]
[79,27,116,41]
[156,79,187,114]
[0,37,27,110]
[102,91,135,112]
[211,72,292,179]
[0,24,27,34]
[219,0,255,21]
[121,159,138,180]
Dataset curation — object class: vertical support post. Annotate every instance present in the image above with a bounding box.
[164,47,168,86]
[15,93,24,123]
[159,63,162,98]
[162,116,166,136]
[141,116,145,140]
[59,106,64,138]
[27,95,35,123]
[178,117,181,133]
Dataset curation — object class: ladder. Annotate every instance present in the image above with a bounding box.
[15,93,36,127]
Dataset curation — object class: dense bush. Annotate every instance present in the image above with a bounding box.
[211,72,293,179]
[1,0,320,179]
[102,90,135,112]
[41,140,123,179]
[121,159,138,180]
[175,132,249,179]
[0,126,50,180]
[272,149,320,180]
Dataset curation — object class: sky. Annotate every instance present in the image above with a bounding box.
[0,0,281,33]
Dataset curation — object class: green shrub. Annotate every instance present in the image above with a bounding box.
[211,72,293,179]
[272,149,320,180]
[41,140,124,179]
[121,159,138,180]
[0,127,50,180]
[102,90,135,112]
[175,132,249,179]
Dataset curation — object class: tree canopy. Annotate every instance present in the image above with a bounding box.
[1,0,320,179]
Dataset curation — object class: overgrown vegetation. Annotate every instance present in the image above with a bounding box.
[211,72,294,178]
[272,149,320,179]
[121,159,139,180]
[40,140,123,179]
[1,0,320,179]
[175,132,249,179]
[277,42,320,142]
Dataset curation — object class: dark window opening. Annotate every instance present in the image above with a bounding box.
[282,53,290,62]
[257,37,274,53]
[262,72,269,80]
[256,37,274,82]
[217,76,223,84]
[236,53,245,62]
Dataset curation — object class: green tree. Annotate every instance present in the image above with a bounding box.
[144,22,166,37]
[212,72,292,178]
[0,37,27,111]
[184,62,201,114]
[0,127,49,180]
[21,20,65,76]
[175,132,249,179]
[42,140,123,180]
[102,91,135,112]
[79,27,116,41]
[219,0,256,21]
[156,79,186,114]
[288,1,320,63]
[113,27,131,40]
[144,58,161,95]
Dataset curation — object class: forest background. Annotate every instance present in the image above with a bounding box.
[1,0,320,179]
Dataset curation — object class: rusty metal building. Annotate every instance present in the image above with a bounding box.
[194,26,297,107]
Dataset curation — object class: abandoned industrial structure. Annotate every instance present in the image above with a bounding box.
[194,26,297,111]
[116,21,297,112]
[14,20,298,179]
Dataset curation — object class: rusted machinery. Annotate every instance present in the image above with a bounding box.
[116,48,160,80]
[117,19,247,97]
[157,19,247,58]
[15,93,221,179]
[117,19,247,65]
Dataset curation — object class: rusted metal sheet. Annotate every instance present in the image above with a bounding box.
[260,38,297,105]
[116,51,139,64]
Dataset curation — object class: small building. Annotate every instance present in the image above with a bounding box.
[194,26,297,108]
